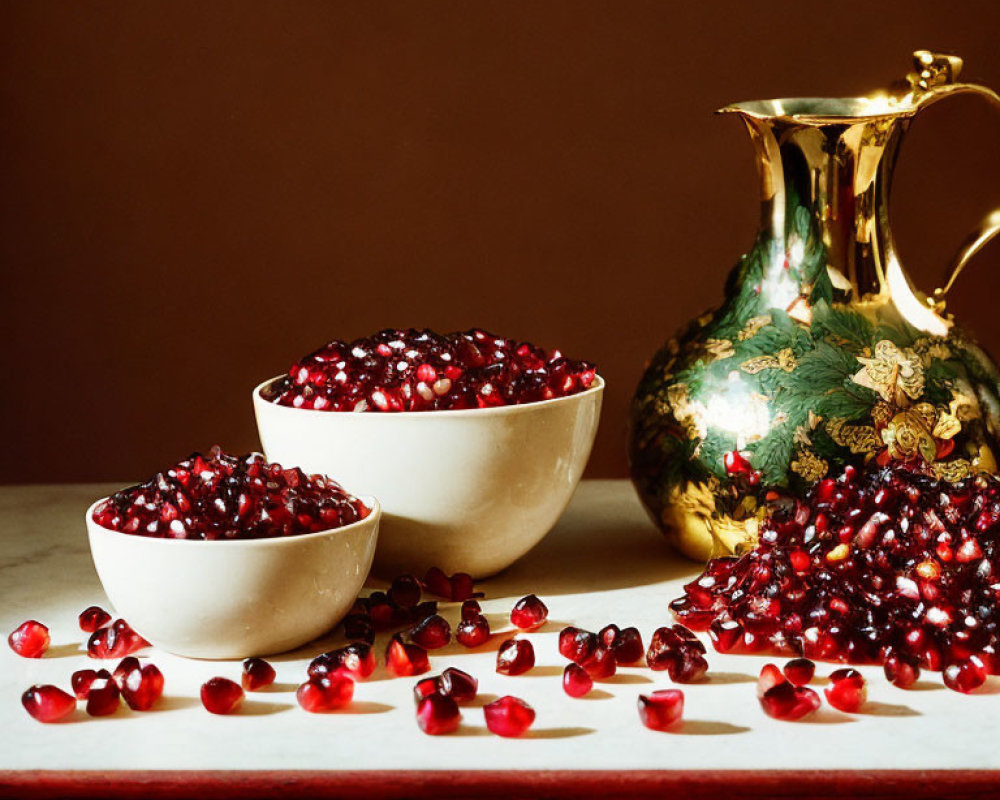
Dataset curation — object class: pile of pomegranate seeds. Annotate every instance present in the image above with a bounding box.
[8,620,49,658]
[92,447,369,540]
[201,677,244,715]
[484,696,535,737]
[672,464,1000,693]
[637,689,684,731]
[263,328,598,412]
[242,658,277,691]
[496,638,535,675]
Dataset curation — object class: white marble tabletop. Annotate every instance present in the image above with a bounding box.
[1,480,999,786]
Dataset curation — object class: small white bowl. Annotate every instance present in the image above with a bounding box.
[253,376,604,578]
[85,497,380,659]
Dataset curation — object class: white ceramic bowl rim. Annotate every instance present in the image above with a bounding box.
[85,495,380,547]
[253,374,605,418]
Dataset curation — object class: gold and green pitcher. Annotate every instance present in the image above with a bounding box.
[629,51,1000,561]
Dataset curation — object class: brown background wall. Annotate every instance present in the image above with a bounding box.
[3,1,1000,484]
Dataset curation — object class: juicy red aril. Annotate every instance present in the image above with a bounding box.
[440,667,478,704]
[8,620,49,658]
[264,328,598,413]
[410,614,451,650]
[563,663,593,698]
[456,616,490,648]
[309,644,375,681]
[296,675,354,712]
[120,663,164,711]
[79,606,112,633]
[784,658,816,686]
[483,696,535,737]
[413,677,440,702]
[673,465,1000,676]
[599,624,620,648]
[22,685,76,723]
[201,677,244,714]
[943,658,988,694]
[510,595,548,631]
[388,574,422,608]
[637,689,684,731]
[496,638,535,675]
[646,626,708,683]
[416,693,461,735]
[448,572,476,602]
[92,448,368,540]
[386,635,430,677]
[72,668,112,699]
[343,614,375,644]
[825,668,867,712]
[461,600,482,621]
[558,627,597,664]
[85,678,120,716]
[422,567,451,598]
[87,619,149,660]
[242,658,277,691]
[757,664,785,699]
[422,567,480,602]
[759,682,821,720]
[884,651,921,688]
[112,657,141,690]
[582,646,617,680]
[611,627,645,664]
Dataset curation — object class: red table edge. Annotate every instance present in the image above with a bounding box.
[1,769,999,799]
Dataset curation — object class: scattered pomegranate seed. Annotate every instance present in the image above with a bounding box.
[496,638,535,675]
[120,663,164,711]
[646,626,708,682]
[943,658,988,694]
[296,675,354,712]
[611,627,645,665]
[759,682,821,720]
[484,696,535,737]
[784,658,816,686]
[112,657,142,690]
[201,677,244,715]
[637,689,684,731]
[824,668,867,712]
[309,644,376,681]
[439,667,478,704]
[456,615,491,648]
[22,685,76,723]
[85,678,120,716]
[386,635,430,677]
[510,595,548,631]
[71,668,112,700]
[413,676,440,702]
[87,619,148,660]
[241,658,277,691]
[416,693,461,735]
[410,614,452,650]
[582,646,617,679]
[78,606,112,633]
[558,627,597,664]
[388,574,422,608]
[264,329,597,413]
[343,614,375,644]
[883,650,921,689]
[562,663,593,698]
[461,600,482,621]
[757,663,786,699]
[8,620,49,658]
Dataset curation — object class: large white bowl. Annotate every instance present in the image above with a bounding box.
[253,376,604,578]
[86,497,380,659]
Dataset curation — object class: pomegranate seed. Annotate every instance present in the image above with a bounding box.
[201,677,244,714]
[386,635,430,677]
[440,667,478,704]
[825,668,867,712]
[883,651,921,689]
[709,619,743,653]
[784,658,816,686]
[296,675,354,712]
[416,693,461,735]
[388,574,422,608]
[8,620,49,658]
[943,658,988,694]
[71,668,112,699]
[85,678,120,716]
[112,656,141,689]
[558,627,597,664]
[612,627,645,664]
[422,567,479,601]
[759,682,821,720]
[448,572,477,602]
[456,615,491,647]
[92,449,368,540]
[22,685,76,723]
[562,663,593,697]
[241,658,277,691]
[343,614,375,644]
[510,595,548,631]
[757,663,785,699]
[309,644,375,681]
[120,663,164,711]
[87,619,149,660]
[637,689,684,731]
[599,624,620,648]
[646,626,708,682]
[582,646,617,679]
[79,606,112,633]
[413,676,440,702]
[496,638,535,675]
[484,696,535,737]
[410,614,452,649]
[460,599,481,621]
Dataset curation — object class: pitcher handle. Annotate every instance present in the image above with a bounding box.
[900,51,1000,311]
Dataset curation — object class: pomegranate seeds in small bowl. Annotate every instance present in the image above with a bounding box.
[86,447,381,659]
[253,328,603,578]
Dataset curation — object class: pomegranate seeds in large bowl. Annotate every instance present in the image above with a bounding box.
[253,329,603,577]
[671,464,1000,692]
[86,448,381,659]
